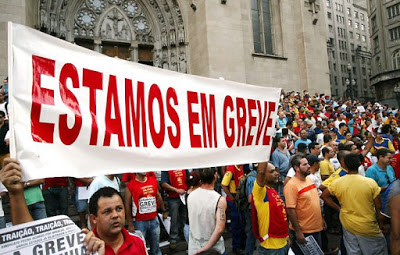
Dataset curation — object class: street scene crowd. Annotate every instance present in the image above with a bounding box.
[1,82,400,255]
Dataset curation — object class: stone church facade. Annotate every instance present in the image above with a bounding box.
[0,0,330,94]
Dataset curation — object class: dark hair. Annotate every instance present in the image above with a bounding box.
[322,146,331,157]
[298,143,308,153]
[381,124,391,134]
[344,154,361,171]
[344,143,355,151]
[185,171,201,188]
[282,128,289,136]
[89,187,123,216]
[308,142,319,151]
[199,167,217,184]
[291,154,306,169]
[0,111,5,118]
[376,148,393,160]
[339,122,347,129]
[338,143,345,151]
[337,150,350,162]
[323,134,332,144]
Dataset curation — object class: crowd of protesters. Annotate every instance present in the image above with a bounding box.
[1,86,400,255]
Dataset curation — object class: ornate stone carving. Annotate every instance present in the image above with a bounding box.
[40,0,48,29]
[87,0,106,13]
[50,13,57,33]
[123,0,139,17]
[179,51,186,73]
[162,54,169,69]
[170,29,176,46]
[76,9,96,29]
[170,52,177,71]
[154,53,162,68]
[100,8,131,40]
[109,0,122,5]
[59,19,66,38]
[133,17,150,34]
[161,28,168,47]
[178,23,184,44]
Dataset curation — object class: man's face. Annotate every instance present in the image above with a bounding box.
[311,145,320,156]
[278,138,286,148]
[300,130,307,139]
[345,132,352,141]
[265,163,279,184]
[296,158,310,177]
[92,194,125,237]
[380,153,393,166]
[327,147,336,159]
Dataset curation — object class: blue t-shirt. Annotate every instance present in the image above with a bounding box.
[366,163,396,198]
[271,148,291,176]
[294,139,311,150]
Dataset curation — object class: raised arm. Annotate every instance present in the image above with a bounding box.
[0,158,33,224]
[194,196,227,255]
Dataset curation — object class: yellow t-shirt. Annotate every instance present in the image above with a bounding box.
[329,175,382,237]
[252,182,287,249]
[320,159,335,176]
[322,167,348,188]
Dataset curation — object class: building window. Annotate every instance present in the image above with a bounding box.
[360,13,365,21]
[348,19,352,26]
[354,10,359,18]
[347,8,351,15]
[328,12,332,19]
[371,16,377,33]
[361,24,365,31]
[349,31,353,39]
[356,33,361,41]
[389,26,400,41]
[355,22,359,29]
[374,36,379,53]
[327,0,331,7]
[329,25,333,32]
[362,35,366,42]
[393,50,400,69]
[388,3,400,19]
[251,0,274,55]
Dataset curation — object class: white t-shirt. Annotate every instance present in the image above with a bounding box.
[88,176,120,200]
[334,120,346,129]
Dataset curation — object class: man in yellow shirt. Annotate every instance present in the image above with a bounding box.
[321,153,388,255]
[320,146,335,180]
[252,162,288,254]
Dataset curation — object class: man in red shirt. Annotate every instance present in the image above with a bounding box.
[89,187,148,255]
[161,170,189,249]
[125,172,167,255]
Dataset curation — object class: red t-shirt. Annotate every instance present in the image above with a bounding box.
[391,153,400,179]
[75,179,87,187]
[122,172,157,183]
[43,177,69,190]
[166,170,188,198]
[127,177,158,221]
[93,227,147,255]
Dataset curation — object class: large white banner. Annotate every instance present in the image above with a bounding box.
[8,23,280,181]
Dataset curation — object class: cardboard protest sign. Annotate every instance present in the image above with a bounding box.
[8,22,280,180]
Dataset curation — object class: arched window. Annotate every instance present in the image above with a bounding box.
[393,50,400,70]
[251,0,283,56]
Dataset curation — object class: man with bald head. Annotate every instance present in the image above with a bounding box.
[251,162,289,254]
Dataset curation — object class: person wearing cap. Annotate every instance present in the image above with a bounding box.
[371,132,395,154]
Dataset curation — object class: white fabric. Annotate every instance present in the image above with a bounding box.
[88,176,120,200]
[8,23,281,181]
[188,188,225,255]
[0,181,7,217]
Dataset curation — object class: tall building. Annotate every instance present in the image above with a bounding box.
[0,0,331,94]
[367,0,400,107]
[324,0,374,101]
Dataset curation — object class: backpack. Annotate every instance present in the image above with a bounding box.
[235,172,257,211]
